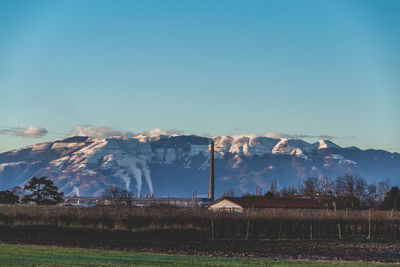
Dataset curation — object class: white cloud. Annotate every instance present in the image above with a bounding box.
[146,128,167,136]
[265,132,337,140]
[71,126,184,139]
[146,128,184,136]
[0,126,48,138]
[264,132,291,139]
[69,126,343,141]
[71,125,136,139]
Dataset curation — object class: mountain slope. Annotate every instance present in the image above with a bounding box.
[0,134,399,197]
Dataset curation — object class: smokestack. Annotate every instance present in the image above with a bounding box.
[209,140,215,201]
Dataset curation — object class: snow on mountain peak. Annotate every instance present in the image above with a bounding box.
[214,134,343,157]
[133,128,186,142]
[213,135,279,157]
[317,140,341,150]
[1,132,399,197]
[271,138,314,158]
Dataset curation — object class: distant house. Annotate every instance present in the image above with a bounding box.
[206,197,326,212]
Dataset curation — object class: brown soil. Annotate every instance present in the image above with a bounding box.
[1,226,399,263]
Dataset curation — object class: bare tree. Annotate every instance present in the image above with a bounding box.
[378,180,390,201]
[102,186,133,207]
[223,188,235,197]
[367,183,378,199]
[335,173,367,208]
[255,184,263,196]
[270,179,277,194]
[300,177,320,198]
[280,186,298,198]
[365,183,378,208]
[318,177,334,195]
[335,173,367,198]
[355,178,368,200]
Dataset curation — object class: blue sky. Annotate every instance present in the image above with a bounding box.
[0,0,399,152]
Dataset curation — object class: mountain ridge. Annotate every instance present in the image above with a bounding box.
[0,134,399,197]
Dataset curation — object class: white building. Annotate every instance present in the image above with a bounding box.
[207,197,326,213]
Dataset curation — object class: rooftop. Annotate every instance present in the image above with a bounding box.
[214,197,326,209]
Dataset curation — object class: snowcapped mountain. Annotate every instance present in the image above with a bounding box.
[0,132,399,197]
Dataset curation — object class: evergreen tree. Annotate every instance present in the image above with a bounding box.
[0,190,19,204]
[23,176,64,205]
[381,186,400,210]
[264,191,275,198]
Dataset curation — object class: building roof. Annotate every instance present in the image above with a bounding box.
[209,197,326,209]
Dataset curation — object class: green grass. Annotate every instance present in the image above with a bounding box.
[0,243,393,266]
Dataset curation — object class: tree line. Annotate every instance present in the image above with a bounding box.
[0,176,63,205]
[225,173,400,210]
[0,176,135,207]
[1,173,400,211]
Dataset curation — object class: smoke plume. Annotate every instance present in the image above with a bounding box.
[120,172,131,192]
[73,186,80,197]
[128,163,142,194]
[116,158,154,195]
[142,164,153,194]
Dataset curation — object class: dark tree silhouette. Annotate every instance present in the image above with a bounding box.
[280,186,298,198]
[0,190,19,204]
[334,173,367,209]
[264,191,275,198]
[381,186,400,210]
[23,176,64,205]
[10,186,25,197]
